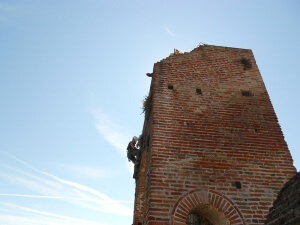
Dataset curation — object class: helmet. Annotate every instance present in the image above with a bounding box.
[133,136,138,142]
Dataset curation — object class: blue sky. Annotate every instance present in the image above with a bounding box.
[0,1,299,225]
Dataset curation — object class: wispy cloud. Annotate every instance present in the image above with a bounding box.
[61,164,109,179]
[0,151,132,225]
[0,202,108,225]
[90,110,129,156]
[0,193,132,205]
[165,26,174,37]
[90,109,134,172]
[0,194,89,200]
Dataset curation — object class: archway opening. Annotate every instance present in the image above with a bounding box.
[186,204,229,225]
[186,213,213,225]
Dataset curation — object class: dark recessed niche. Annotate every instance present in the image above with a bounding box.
[196,88,202,94]
[187,214,213,225]
[235,181,242,189]
[168,85,174,90]
[241,91,252,96]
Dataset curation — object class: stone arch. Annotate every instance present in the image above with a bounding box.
[170,189,246,225]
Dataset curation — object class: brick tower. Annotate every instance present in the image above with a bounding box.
[133,45,296,225]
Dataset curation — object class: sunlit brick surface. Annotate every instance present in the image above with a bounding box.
[133,45,296,225]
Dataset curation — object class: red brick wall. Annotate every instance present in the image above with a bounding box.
[133,45,296,225]
[265,172,300,225]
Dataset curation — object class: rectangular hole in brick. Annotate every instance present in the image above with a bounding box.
[168,84,174,90]
[235,181,242,189]
[241,91,252,96]
[196,88,202,94]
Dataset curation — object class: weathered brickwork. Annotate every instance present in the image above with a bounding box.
[133,45,296,225]
[265,172,300,225]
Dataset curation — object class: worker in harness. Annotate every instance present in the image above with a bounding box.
[127,136,141,165]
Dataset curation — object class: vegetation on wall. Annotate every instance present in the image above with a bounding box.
[240,57,252,70]
[142,91,153,119]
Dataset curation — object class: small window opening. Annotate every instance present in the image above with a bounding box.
[235,181,242,189]
[241,91,252,96]
[168,84,174,90]
[196,88,202,94]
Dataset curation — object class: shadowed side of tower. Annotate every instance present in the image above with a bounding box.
[133,45,296,225]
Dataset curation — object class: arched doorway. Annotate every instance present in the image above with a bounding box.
[171,190,245,225]
[187,213,213,225]
[186,204,229,225]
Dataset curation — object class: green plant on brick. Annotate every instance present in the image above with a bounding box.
[240,57,252,70]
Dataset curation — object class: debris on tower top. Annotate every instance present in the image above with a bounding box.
[169,48,181,57]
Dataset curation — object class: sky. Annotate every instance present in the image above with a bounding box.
[0,1,299,225]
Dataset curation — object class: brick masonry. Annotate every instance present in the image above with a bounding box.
[133,45,296,225]
[265,172,300,225]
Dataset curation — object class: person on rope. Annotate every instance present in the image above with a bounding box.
[127,136,141,165]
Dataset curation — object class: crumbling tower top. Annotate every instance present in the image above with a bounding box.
[133,45,296,225]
